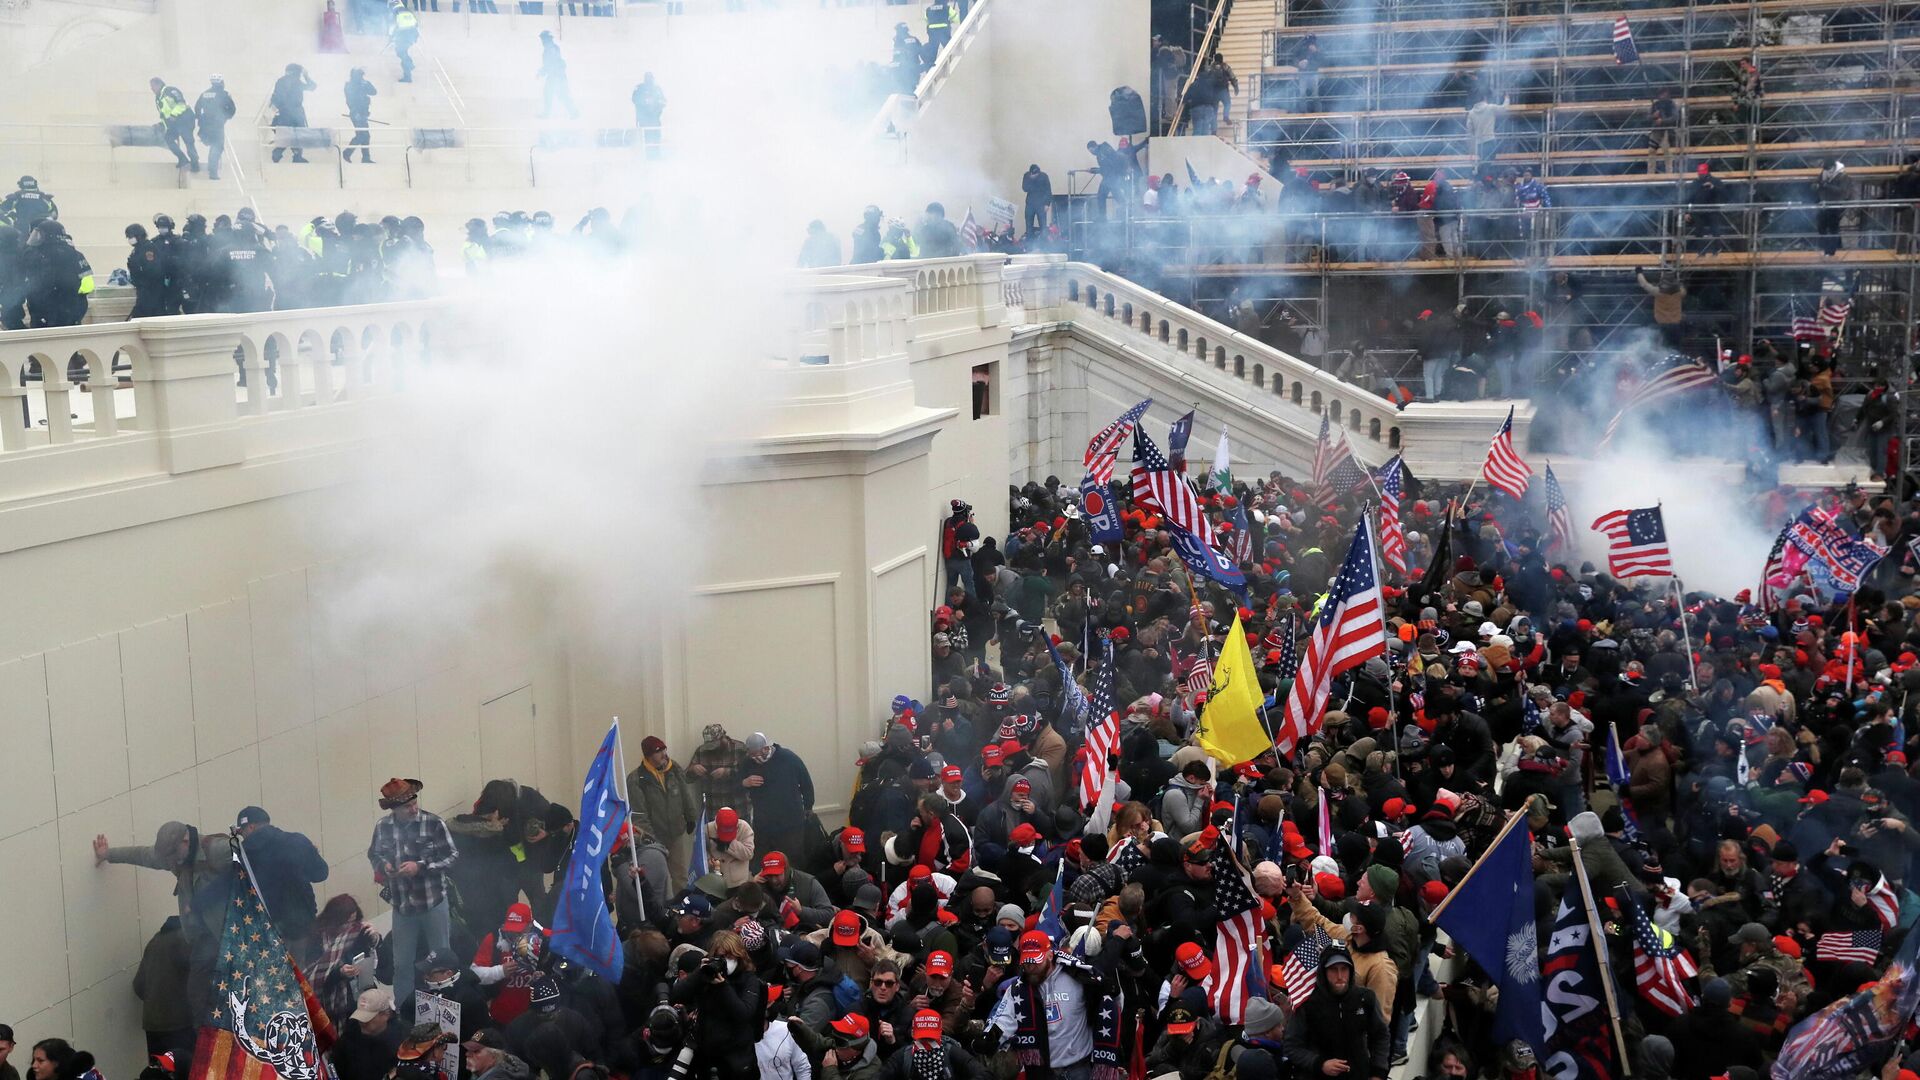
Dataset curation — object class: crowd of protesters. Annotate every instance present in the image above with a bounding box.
[44,453,1920,1080]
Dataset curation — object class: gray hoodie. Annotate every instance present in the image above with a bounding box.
[1637,1035,1674,1080]
[1160,775,1210,838]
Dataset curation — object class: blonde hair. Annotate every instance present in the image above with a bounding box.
[706,930,754,970]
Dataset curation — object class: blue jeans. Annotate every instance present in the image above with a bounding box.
[390,900,450,1013]
[1807,410,1831,462]
[1422,356,1447,399]
[1190,103,1217,136]
[945,556,976,599]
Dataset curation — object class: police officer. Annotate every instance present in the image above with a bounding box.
[22,220,93,328]
[221,208,275,313]
[126,222,179,318]
[178,213,214,313]
[195,76,236,180]
[269,63,317,163]
[924,0,952,54]
[388,1,419,84]
[345,68,379,163]
[150,214,185,314]
[851,205,885,264]
[0,176,58,234]
[881,218,918,260]
[150,77,199,172]
[306,217,349,307]
[462,219,490,276]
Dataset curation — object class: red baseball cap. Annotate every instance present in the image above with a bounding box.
[842,827,866,853]
[1010,823,1040,845]
[1018,930,1051,963]
[831,910,862,947]
[1773,934,1802,958]
[910,865,933,882]
[941,765,964,784]
[981,745,1005,766]
[912,1009,944,1041]
[502,902,532,932]
[715,806,740,842]
[1174,941,1213,982]
[759,852,787,877]
[829,1013,870,1040]
[925,950,954,976]
[1012,777,1032,794]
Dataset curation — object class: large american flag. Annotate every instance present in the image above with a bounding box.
[1274,615,1299,679]
[1543,464,1574,554]
[1482,406,1532,499]
[1077,641,1120,812]
[1175,643,1214,698]
[1132,426,1210,536]
[1821,296,1854,338]
[1278,926,1333,1007]
[1085,398,1152,485]
[1278,519,1386,752]
[1597,363,1722,447]
[1205,835,1264,1023]
[1865,874,1900,929]
[1591,506,1673,578]
[1377,456,1407,577]
[1627,891,1697,1017]
[1612,15,1639,63]
[1759,524,1790,612]
[959,207,984,251]
[1816,928,1883,965]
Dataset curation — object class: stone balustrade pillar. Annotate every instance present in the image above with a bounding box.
[134,317,249,474]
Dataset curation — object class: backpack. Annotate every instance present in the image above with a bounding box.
[1202,1041,1237,1080]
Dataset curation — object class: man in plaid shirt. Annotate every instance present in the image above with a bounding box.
[366,777,457,1013]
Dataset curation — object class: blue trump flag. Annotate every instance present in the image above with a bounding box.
[1433,816,1545,1051]
[548,719,628,982]
[686,800,710,889]
[1038,860,1067,940]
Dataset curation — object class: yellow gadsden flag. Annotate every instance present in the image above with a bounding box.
[1193,613,1271,767]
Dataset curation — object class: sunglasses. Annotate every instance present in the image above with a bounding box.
[871,978,899,987]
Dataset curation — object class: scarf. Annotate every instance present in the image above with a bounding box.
[910,1040,949,1080]
[1010,975,1050,1071]
[1088,981,1125,1080]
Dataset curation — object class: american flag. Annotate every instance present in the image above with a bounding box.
[1597,363,1723,447]
[1626,891,1696,1017]
[1176,643,1214,698]
[1220,505,1255,564]
[1865,874,1900,929]
[1109,836,1148,878]
[191,848,334,1080]
[1279,518,1386,753]
[1591,506,1674,578]
[1544,464,1574,554]
[1760,524,1790,612]
[1085,398,1152,485]
[1820,296,1854,336]
[1077,641,1120,812]
[960,207,983,251]
[1311,415,1365,504]
[1316,787,1334,855]
[1815,928,1883,965]
[1206,836,1265,1023]
[1275,615,1299,679]
[1522,687,1543,734]
[1603,724,1641,841]
[1278,926,1334,1007]
[1132,426,1210,537]
[1613,16,1639,63]
[1791,305,1826,342]
[1378,456,1407,577]
[1482,406,1533,499]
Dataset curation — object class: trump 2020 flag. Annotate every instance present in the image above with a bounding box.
[549,719,629,982]
[192,847,333,1080]
[1541,878,1619,1080]
[1433,818,1544,1051]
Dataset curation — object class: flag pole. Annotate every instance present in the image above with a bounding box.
[1669,577,1697,689]
[1366,505,1403,780]
[1428,809,1529,923]
[1569,837,1636,1075]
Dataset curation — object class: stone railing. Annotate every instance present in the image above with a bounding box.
[0,300,441,481]
[846,253,1007,335]
[1042,263,1409,451]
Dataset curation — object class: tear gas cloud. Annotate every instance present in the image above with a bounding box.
[319,10,984,658]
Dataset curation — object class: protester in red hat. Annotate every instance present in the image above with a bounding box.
[755,850,836,931]
[470,901,547,1024]
[705,806,756,887]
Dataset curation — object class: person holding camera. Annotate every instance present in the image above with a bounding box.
[668,932,765,1080]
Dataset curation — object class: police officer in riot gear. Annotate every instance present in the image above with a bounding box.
[270,63,317,163]
[0,176,58,233]
[22,219,93,328]
[345,68,379,163]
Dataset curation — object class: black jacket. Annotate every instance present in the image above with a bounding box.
[242,824,329,941]
[878,1038,987,1080]
[1282,966,1389,1080]
[743,744,815,824]
[331,1019,402,1080]
[668,967,766,1074]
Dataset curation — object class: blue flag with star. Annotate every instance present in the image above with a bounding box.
[192,843,331,1080]
[549,718,629,982]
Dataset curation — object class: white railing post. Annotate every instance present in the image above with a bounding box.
[135,318,250,474]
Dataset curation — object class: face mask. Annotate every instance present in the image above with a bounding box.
[724,958,738,975]
[424,974,457,992]
[1341,914,1354,934]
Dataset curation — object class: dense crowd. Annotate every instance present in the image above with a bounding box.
[36,452,1920,1080]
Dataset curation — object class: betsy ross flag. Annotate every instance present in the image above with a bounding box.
[1591,506,1673,578]
[1077,640,1120,814]
[1544,464,1574,554]
[1625,890,1696,1017]
[1612,16,1639,63]
[960,208,983,251]
[191,846,334,1080]
[1279,518,1386,752]
[1482,406,1532,499]
[1378,455,1407,577]
[1278,926,1334,1007]
[1206,834,1265,1023]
